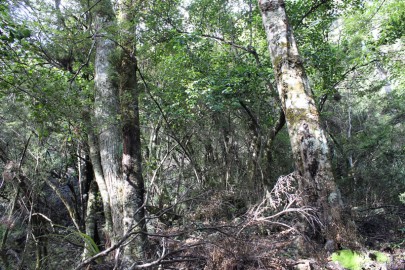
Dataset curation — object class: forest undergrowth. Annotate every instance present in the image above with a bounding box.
[80,175,405,270]
[1,174,404,269]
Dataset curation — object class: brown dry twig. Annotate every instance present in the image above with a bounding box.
[238,173,321,235]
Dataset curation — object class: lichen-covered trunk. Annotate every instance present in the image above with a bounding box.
[259,0,345,242]
[118,0,148,263]
[85,115,113,234]
[93,1,123,244]
[91,0,148,263]
[83,180,98,259]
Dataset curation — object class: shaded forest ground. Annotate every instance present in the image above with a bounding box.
[87,190,405,269]
[148,194,404,270]
[4,188,403,270]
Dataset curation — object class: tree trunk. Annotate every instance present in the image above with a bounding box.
[91,0,148,264]
[93,0,123,245]
[263,109,285,186]
[239,100,262,192]
[83,175,98,260]
[117,0,149,263]
[258,0,347,244]
[84,112,113,235]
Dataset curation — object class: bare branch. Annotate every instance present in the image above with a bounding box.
[69,38,96,83]
[238,173,321,236]
[45,179,81,231]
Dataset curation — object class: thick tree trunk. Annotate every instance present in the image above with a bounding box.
[259,0,346,243]
[118,0,149,263]
[90,0,148,264]
[93,0,123,244]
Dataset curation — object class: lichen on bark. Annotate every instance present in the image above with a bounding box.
[259,0,354,246]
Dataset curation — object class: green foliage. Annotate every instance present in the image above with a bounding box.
[331,250,388,270]
[314,0,405,205]
[73,231,101,258]
[373,251,389,263]
[378,1,405,45]
[331,250,364,270]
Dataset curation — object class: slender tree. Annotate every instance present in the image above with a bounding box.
[258,0,347,244]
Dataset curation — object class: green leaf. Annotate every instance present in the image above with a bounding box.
[331,250,364,270]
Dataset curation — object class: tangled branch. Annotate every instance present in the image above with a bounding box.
[239,173,321,235]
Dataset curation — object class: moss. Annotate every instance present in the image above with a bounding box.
[371,251,389,263]
[259,0,281,13]
[273,55,283,72]
[287,54,302,66]
[285,107,307,127]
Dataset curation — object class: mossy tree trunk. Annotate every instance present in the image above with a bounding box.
[84,111,113,237]
[258,0,347,243]
[83,180,99,259]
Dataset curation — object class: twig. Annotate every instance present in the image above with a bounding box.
[136,67,202,183]
[319,59,378,111]
[69,38,96,83]
[129,243,203,269]
[145,144,178,205]
[294,0,329,30]
[177,30,262,65]
[81,0,103,17]
[45,179,81,231]
[31,213,55,231]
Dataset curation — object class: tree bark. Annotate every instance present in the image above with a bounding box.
[83,172,99,260]
[258,0,346,243]
[93,0,123,244]
[84,112,113,235]
[90,0,148,264]
[117,0,149,263]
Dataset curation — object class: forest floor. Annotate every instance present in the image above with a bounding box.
[3,192,404,269]
[139,195,405,270]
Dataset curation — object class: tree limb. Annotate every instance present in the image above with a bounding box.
[176,30,262,65]
[319,59,377,111]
